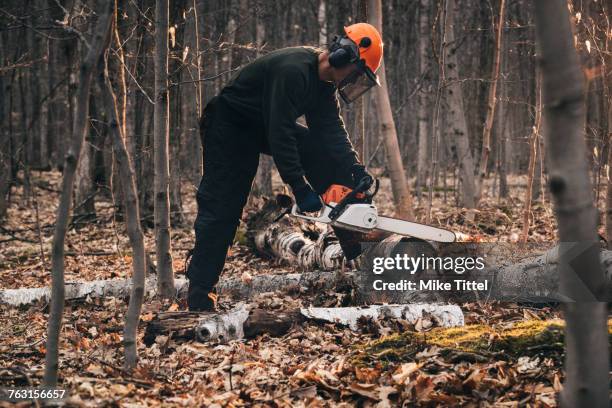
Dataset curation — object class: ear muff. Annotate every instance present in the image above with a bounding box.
[329,48,352,68]
[328,36,360,68]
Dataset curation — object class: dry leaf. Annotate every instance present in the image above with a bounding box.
[392,362,421,385]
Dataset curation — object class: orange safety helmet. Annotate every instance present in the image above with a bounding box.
[344,23,383,73]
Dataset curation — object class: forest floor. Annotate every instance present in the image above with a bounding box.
[0,170,607,407]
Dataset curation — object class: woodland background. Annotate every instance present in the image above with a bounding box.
[0,0,610,406]
[0,0,608,221]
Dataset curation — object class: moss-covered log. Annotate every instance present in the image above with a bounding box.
[353,319,612,367]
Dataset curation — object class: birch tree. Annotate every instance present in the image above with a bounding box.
[534,1,609,406]
[154,0,174,299]
[43,1,113,386]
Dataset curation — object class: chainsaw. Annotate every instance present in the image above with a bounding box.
[290,177,456,243]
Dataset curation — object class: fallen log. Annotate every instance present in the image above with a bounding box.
[245,197,348,271]
[143,303,464,344]
[3,245,612,306]
[0,277,160,306]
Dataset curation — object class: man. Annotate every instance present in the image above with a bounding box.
[187,23,383,311]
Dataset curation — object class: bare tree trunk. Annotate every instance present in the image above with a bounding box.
[43,1,113,387]
[0,37,10,219]
[75,128,96,218]
[103,51,146,370]
[154,0,174,299]
[444,0,476,208]
[531,133,543,202]
[352,0,368,162]
[534,2,609,406]
[317,0,327,46]
[607,97,612,249]
[368,0,413,219]
[182,1,202,187]
[521,72,541,243]
[476,0,505,203]
[252,18,273,198]
[416,0,430,199]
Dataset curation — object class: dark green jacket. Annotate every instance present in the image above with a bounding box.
[219,47,359,190]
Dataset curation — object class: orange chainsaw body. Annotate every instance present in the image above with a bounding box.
[321,184,365,205]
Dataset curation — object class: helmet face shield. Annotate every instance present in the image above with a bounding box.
[337,64,380,104]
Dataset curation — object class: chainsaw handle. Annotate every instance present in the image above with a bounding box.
[290,204,331,222]
[329,177,378,220]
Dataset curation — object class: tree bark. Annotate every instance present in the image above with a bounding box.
[154,0,174,299]
[251,16,274,198]
[444,0,476,208]
[103,45,147,370]
[415,0,430,199]
[520,71,541,243]
[143,303,464,344]
[534,2,609,406]
[74,129,96,219]
[317,0,327,46]
[606,94,612,249]
[476,0,505,203]
[43,0,113,387]
[0,36,10,219]
[182,1,202,188]
[368,0,413,219]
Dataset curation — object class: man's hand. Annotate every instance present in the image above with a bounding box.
[351,164,373,189]
[292,184,323,213]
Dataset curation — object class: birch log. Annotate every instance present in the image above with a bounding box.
[246,197,347,271]
[143,303,464,344]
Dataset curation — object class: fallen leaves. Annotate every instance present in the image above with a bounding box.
[0,173,574,406]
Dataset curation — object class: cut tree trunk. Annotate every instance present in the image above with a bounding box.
[534,1,609,406]
[43,0,113,387]
[444,0,476,208]
[368,0,413,219]
[245,197,348,271]
[143,303,464,344]
[154,0,174,298]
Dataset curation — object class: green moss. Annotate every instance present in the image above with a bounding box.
[352,319,612,367]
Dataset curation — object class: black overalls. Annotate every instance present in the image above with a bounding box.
[187,47,360,293]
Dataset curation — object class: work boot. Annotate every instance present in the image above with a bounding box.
[187,283,218,312]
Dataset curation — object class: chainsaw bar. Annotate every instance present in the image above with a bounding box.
[375,216,456,243]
